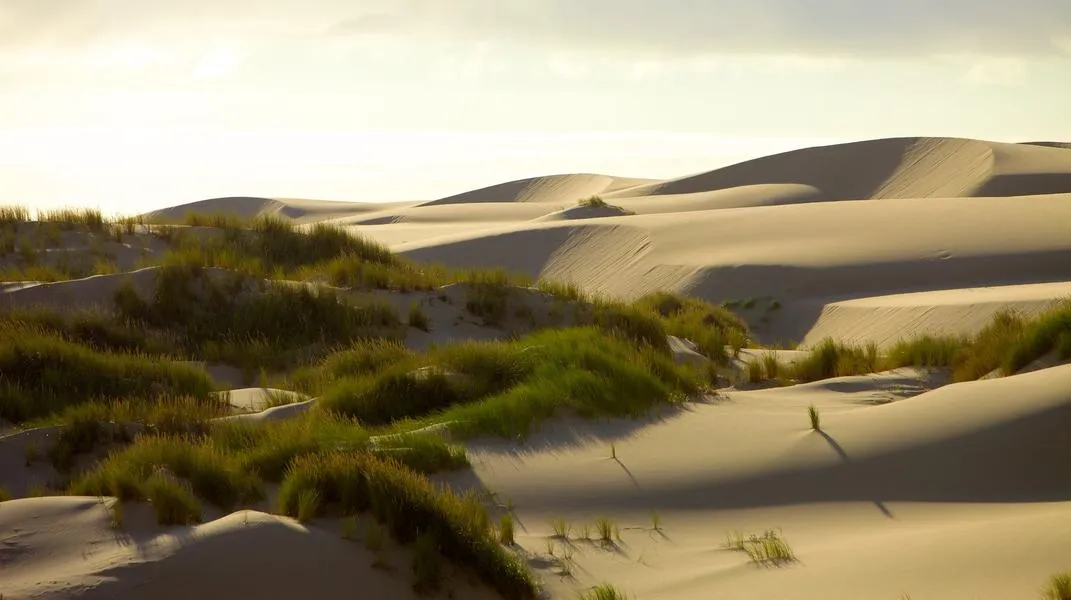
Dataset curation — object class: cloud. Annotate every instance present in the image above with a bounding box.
[332,0,1071,58]
[3,0,1070,66]
[965,58,1030,86]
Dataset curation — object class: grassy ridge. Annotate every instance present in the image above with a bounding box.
[319,327,705,437]
[0,326,214,423]
[754,301,1071,384]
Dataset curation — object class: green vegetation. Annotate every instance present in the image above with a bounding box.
[578,195,608,208]
[0,326,214,423]
[579,584,632,600]
[725,529,796,565]
[1042,571,1071,600]
[0,206,756,598]
[276,451,536,598]
[792,338,880,383]
[886,302,1071,381]
[551,517,571,539]
[634,291,750,364]
[0,486,12,502]
[808,405,821,431]
[498,514,515,545]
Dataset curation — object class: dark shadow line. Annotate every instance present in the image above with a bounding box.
[819,429,895,519]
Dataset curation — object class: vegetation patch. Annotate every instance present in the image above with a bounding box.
[277,451,537,598]
[0,326,214,423]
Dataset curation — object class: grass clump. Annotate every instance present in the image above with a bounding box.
[498,514,515,545]
[594,517,615,543]
[725,529,796,565]
[551,517,571,539]
[276,451,537,599]
[70,435,262,517]
[633,291,749,363]
[408,302,430,331]
[578,195,608,208]
[114,264,401,371]
[421,327,703,440]
[1042,571,1071,600]
[0,327,214,423]
[808,405,821,431]
[0,486,12,502]
[792,338,879,382]
[579,584,631,600]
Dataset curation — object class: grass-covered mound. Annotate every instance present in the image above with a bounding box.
[113,264,402,369]
[317,326,707,437]
[0,325,214,423]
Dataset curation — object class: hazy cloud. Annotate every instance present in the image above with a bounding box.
[331,0,1071,57]
[4,0,1069,59]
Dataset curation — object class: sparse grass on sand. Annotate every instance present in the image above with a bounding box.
[578,195,608,208]
[725,529,796,565]
[1042,571,1071,600]
[808,405,821,431]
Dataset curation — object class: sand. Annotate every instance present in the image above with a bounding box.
[453,364,1071,599]
[4,135,1071,599]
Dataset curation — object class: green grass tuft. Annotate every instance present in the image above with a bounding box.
[808,405,821,431]
[579,584,631,600]
[498,514,515,545]
[1042,571,1071,600]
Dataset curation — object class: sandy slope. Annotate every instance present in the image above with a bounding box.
[144,196,412,224]
[452,364,1071,599]
[799,281,1071,349]
[0,497,499,600]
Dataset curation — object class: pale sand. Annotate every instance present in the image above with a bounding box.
[0,497,499,600]
[453,364,1071,599]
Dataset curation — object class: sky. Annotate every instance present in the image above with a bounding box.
[2,0,1070,214]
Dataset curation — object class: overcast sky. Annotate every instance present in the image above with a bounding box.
[3,0,1070,213]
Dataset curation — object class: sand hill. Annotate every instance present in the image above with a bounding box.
[2,135,1071,600]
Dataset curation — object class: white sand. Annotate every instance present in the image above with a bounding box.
[454,364,1071,599]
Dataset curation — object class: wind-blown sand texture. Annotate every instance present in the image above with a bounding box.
[3,136,1071,599]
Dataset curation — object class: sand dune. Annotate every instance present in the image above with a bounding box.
[388,194,1071,346]
[144,196,408,224]
[0,498,498,600]
[421,173,656,206]
[605,137,1071,201]
[456,364,1071,599]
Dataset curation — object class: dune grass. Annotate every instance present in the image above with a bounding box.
[70,435,263,516]
[725,529,796,565]
[1042,571,1071,600]
[882,302,1071,381]
[111,264,402,372]
[578,195,608,208]
[276,451,537,598]
[579,584,631,600]
[808,405,821,431]
[632,291,749,363]
[347,327,705,440]
[0,326,214,423]
[790,338,880,382]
